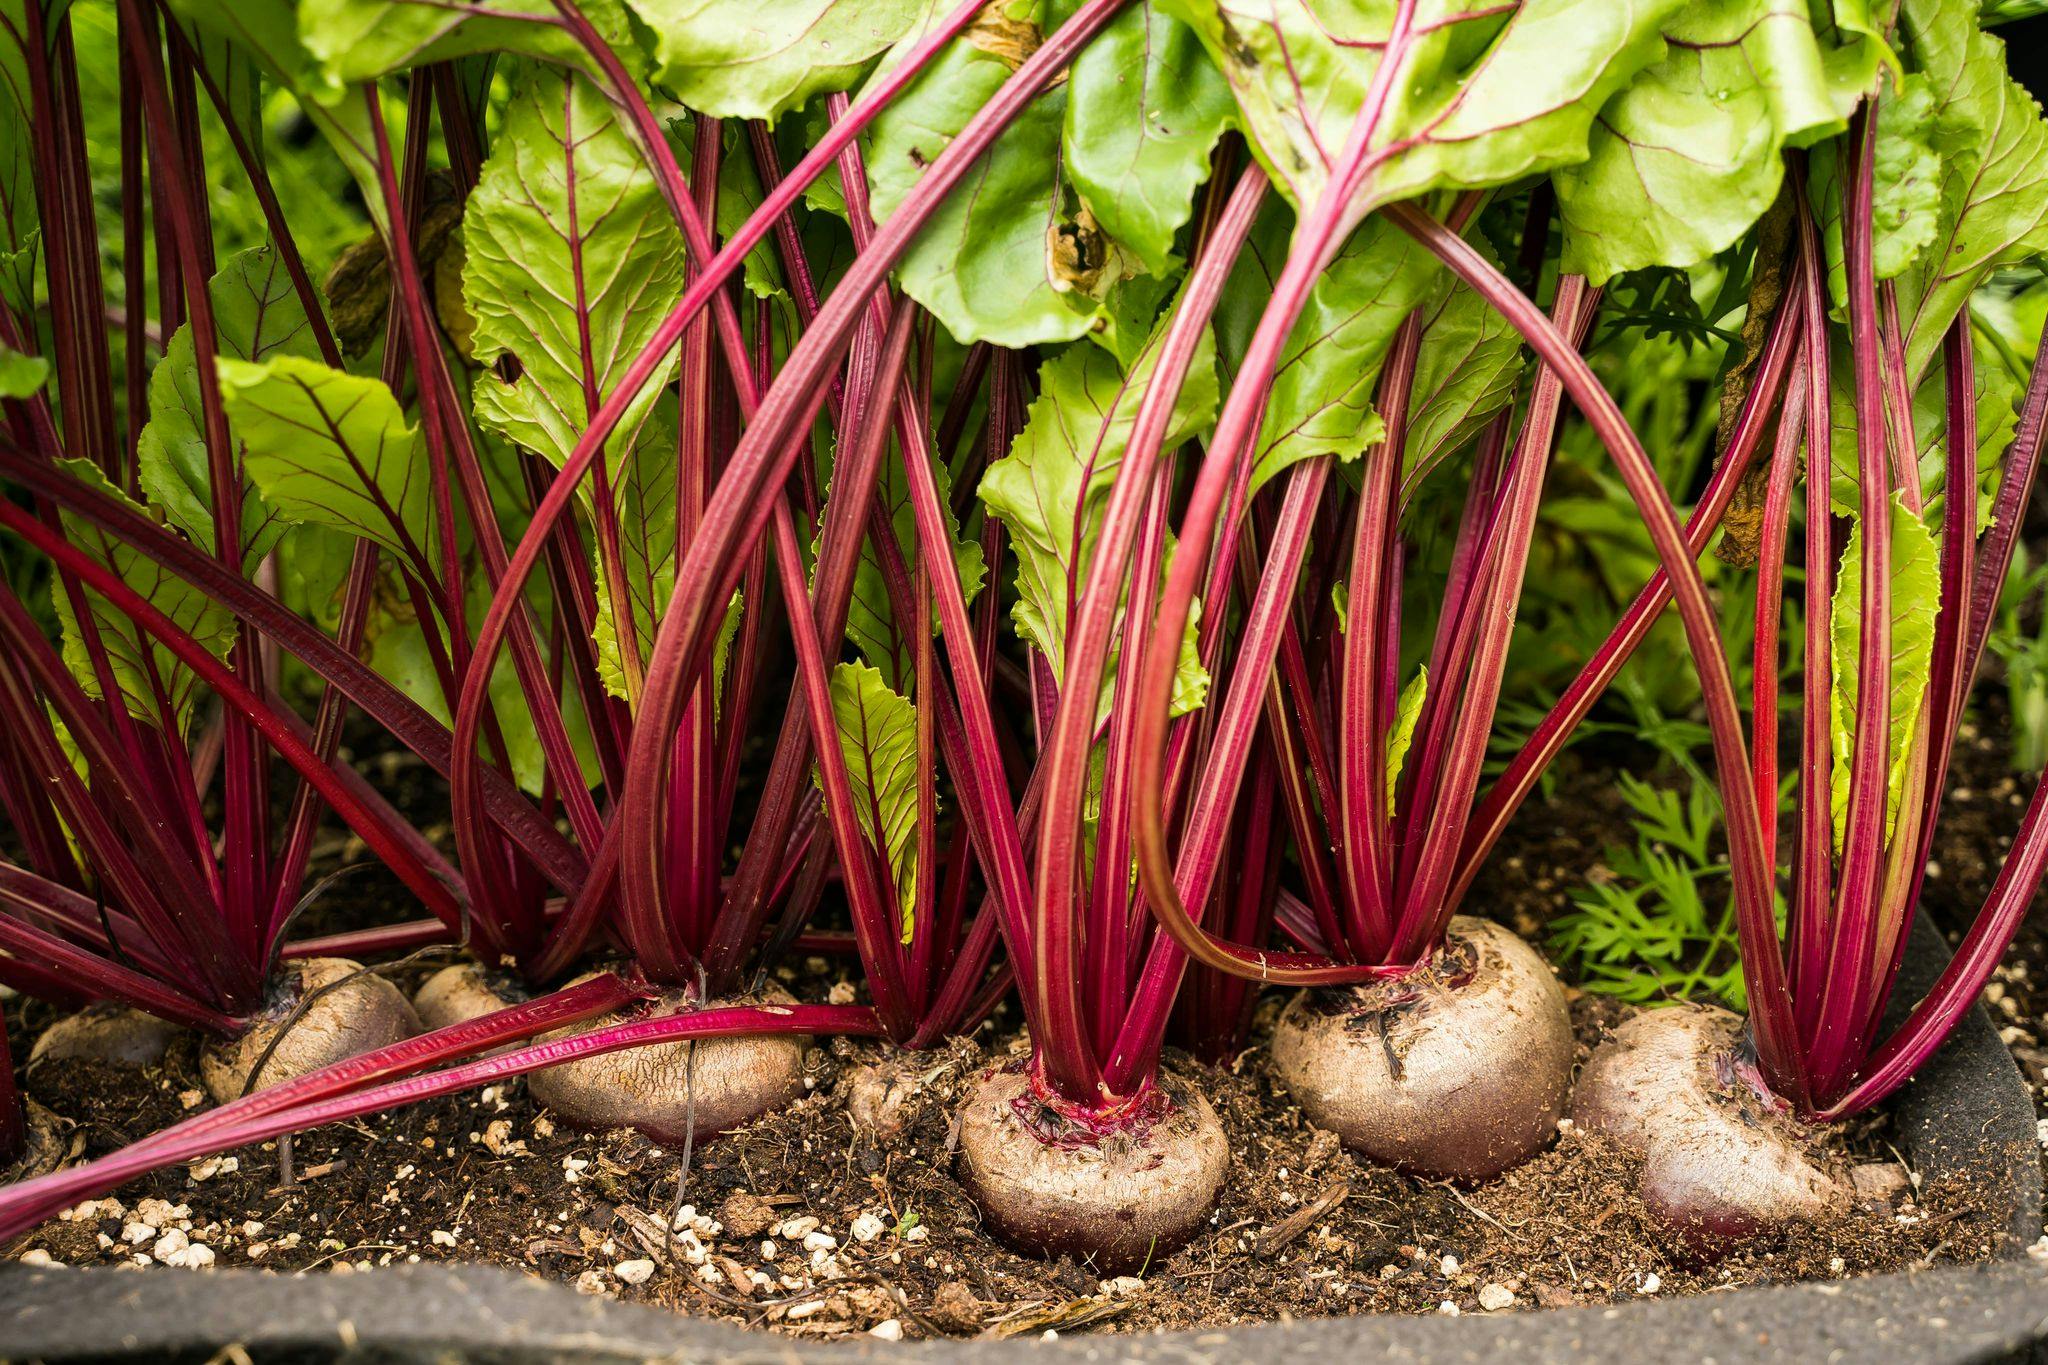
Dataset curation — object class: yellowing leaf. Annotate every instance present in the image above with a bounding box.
[1829,494,1941,851]
[978,297,1218,716]
[827,661,925,942]
[1385,666,1428,816]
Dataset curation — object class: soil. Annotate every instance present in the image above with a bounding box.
[0,718,2028,1341]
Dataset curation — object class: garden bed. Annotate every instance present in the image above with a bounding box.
[5,753,2038,1345]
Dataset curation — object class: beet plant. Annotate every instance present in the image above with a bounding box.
[0,0,972,1180]
[1565,2,2048,1245]
[0,0,469,1118]
[1094,0,2048,1210]
[1065,0,1858,1187]
[811,0,1889,1249]
[0,0,1077,1228]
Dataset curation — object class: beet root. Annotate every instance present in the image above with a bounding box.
[955,1067,1229,1273]
[412,962,525,1032]
[30,1005,184,1068]
[200,958,420,1102]
[1267,916,1573,1181]
[524,976,808,1144]
[1572,1004,1847,1247]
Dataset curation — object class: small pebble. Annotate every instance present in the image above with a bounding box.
[868,1319,904,1340]
[850,1212,887,1244]
[162,1242,215,1270]
[615,1258,656,1286]
[135,1199,187,1230]
[1478,1283,1515,1311]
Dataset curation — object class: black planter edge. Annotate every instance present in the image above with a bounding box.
[1884,915,2042,1255]
[0,916,2039,1364]
[0,1257,2043,1365]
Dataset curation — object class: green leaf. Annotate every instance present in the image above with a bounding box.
[865,0,1129,346]
[464,67,690,474]
[1061,3,1232,277]
[216,355,435,573]
[1811,71,1973,309]
[582,399,749,708]
[712,121,795,306]
[1826,318,2023,516]
[1161,0,1684,213]
[1890,0,2048,386]
[628,0,921,121]
[1828,493,1941,851]
[0,3,43,315]
[588,407,678,702]
[1910,320,2022,528]
[137,245,322,570]
[1217,207,1439,493]
[827,660,924,943]
[48,461,236,731]
[1169,593,1211,715]
[1556,0,1882,282]
[297,0,633,85]
[365,574,604,795]
[1405,262,1526,486]
[0,343,47,398]
[182,16,268,163]
[842,449,986,690]
[978,299,1218,714]
[1384,666,1427,816]
[163,0,390,227]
